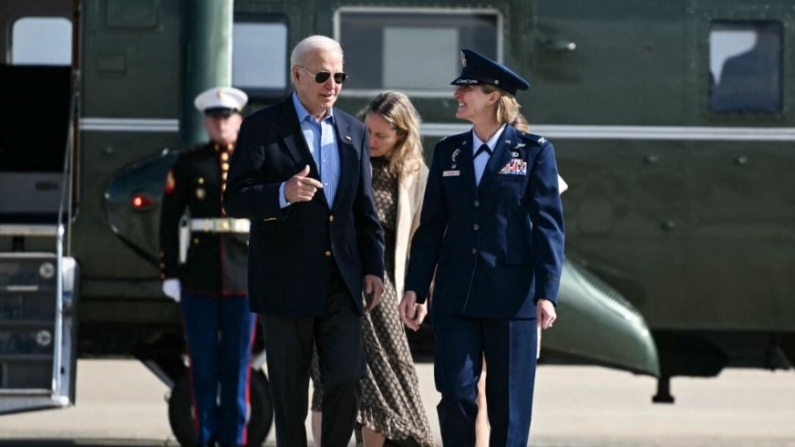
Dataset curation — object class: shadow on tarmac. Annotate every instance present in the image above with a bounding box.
[0,440,180,447]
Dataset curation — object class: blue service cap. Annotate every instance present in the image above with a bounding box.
[451,49,529,96]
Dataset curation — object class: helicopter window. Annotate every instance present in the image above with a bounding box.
[11,17,72,65]
[335,9,501,97]
[709,21,782,113]
[232,14,288,99]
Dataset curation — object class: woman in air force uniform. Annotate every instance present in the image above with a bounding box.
[399,49,565,447]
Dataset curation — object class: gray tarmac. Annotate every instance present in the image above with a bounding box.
[0,360,793,447]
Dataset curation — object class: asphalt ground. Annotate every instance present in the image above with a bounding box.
[0,360,793,447]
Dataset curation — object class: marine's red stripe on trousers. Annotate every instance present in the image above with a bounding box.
[241,321,257,445]
[179,306,200,440]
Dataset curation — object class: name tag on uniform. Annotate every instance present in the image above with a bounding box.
[443,170,461,177]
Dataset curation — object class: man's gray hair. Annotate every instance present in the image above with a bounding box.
[290,35,344,84]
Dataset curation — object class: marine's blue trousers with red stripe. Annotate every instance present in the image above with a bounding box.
[181,292,256,446]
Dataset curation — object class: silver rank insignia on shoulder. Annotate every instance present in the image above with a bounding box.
[538,137,547,144]
[452,148,461,162]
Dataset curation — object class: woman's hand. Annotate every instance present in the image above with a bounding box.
[399,290,427,331]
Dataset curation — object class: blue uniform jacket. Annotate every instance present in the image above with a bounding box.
[405,125,564,319]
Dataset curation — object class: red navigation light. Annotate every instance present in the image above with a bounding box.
[131,192,156,211]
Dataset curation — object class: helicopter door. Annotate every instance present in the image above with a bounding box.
[0,0,80,414]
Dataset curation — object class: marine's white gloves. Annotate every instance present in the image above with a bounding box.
[162,279,181,302]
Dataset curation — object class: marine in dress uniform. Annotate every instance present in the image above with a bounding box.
[401,50,565,447]
[159,86,256,447]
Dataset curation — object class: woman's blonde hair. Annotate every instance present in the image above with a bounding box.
[480,84,521,125]
[512,113,530,133]
[359,91,426,181]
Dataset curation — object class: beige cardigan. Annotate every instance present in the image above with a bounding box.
[392,164,429,297]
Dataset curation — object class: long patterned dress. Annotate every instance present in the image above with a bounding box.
[311,156,436,447]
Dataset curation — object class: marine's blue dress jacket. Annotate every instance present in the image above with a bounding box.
[405,124,564,318]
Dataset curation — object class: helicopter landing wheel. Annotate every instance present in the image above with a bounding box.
[168,369,273,446]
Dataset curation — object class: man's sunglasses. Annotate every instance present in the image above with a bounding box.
[299,66,348,84]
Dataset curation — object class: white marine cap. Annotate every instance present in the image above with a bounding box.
[193,86,248,116]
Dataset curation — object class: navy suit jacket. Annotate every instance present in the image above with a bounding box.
[405,125,564,319]
[224,96,385,317]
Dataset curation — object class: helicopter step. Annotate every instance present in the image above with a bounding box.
[0,237,79,415]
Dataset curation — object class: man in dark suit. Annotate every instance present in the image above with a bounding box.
[224,35,385,447]
[400,49,565,447]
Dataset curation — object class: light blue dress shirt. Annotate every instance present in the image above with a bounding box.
[279,93,341,207]
[472,124,506,186]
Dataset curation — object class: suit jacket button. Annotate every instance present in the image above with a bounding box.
[325,250,332,257]
[329,215,334,222]
[473,224,479,231]
[471,248,477,254]
[474,200,480,207]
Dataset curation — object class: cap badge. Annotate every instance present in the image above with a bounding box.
[460,51,467,67]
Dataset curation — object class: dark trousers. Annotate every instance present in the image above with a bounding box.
[432,314,538,447]
[181,292,257,446]
[262,268,365,447]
